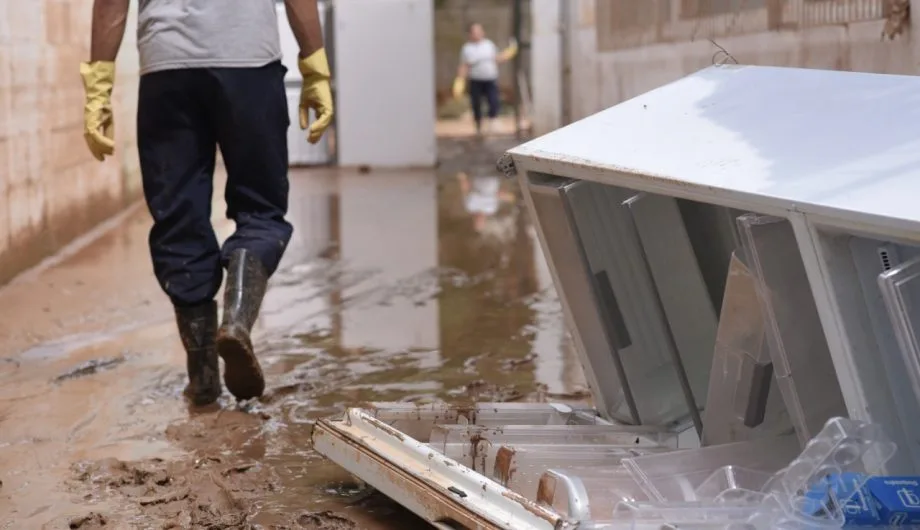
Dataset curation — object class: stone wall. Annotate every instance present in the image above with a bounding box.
[0,1,142,285]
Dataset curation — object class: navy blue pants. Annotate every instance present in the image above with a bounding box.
[137,61,293,307]
[468,79,500,128]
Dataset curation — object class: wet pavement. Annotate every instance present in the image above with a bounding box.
[0,136,586,529]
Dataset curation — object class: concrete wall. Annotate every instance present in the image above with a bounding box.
[533,0,918,129]
[0,1,142,284]
[530,0,562,134]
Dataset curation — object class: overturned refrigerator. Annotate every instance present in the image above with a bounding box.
[311,65,920,528]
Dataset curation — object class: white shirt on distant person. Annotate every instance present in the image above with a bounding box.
[460,39,499,81]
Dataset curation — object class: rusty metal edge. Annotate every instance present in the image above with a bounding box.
[313,415,575,530]
[313,419,506,529]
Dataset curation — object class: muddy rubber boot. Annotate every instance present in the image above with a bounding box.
[174,301,221,406]
[217,249,267,400]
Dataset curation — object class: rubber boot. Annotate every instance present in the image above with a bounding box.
[174,301,221,406]
[217,249,267,400]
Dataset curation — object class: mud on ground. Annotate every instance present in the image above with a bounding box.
[0,137,587,529]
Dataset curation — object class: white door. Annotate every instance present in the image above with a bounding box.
[333,0,437,168]
[276,1,331,166]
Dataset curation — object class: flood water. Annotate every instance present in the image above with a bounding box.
[0,137,586,529]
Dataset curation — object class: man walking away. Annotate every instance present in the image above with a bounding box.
[80,0,334,405]
[452,23,517,135]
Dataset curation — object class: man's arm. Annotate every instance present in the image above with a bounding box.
[90,0,131,61]
[284,0,324,57]
[286,0,333,143]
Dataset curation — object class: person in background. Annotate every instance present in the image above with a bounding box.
[79,0,334,406]
[452,23,518,135]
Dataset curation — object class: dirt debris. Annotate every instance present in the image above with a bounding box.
[453,379,524,402]
[501,353,536,370]
[54,355,126,383]
[295,511,357,529]
[66,512,108,529]
[70,455,277,529]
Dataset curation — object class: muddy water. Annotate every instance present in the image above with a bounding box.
[0,137,586,529]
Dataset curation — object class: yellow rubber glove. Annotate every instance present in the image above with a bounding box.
[502,37,519,61]
[452,77,466,100]
[79,61,116,161]
[298,48,334,144]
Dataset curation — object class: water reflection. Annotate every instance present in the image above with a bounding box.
[258,170,337,340]
[338,171,440,353]
[259,164,578,407]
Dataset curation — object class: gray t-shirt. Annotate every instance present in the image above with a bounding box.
[460,39,499,82]
[137,0,282,75]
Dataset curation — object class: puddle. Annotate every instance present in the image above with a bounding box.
[0,137,585,528]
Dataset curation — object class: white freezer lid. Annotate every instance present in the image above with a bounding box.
[508,65,920,240]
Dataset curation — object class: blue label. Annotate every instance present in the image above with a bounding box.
[866,477,920,526]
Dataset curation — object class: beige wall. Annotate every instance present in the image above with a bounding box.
[536,0,917,128]
[0,1,142,284]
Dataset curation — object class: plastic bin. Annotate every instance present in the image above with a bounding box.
[622,435,801,502]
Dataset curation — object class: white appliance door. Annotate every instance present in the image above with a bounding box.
[333,0,436,168]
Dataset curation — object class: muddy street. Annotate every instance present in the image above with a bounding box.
[0,137,586,529]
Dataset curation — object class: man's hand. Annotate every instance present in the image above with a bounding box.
[82,0,129,161]
[298,48,334,144]
[80,61,117,161]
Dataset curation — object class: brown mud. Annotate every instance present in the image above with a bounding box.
[0,137,587,529]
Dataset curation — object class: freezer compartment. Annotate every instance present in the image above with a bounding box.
[314,405,897,528]
[536,467,649,521]
[737,215,848,445]
[361,402,602,441]
[313,403,683,528]
[494,445,672,501]
[430,423,677,478]
[811,226,920,473]
[524,174,719,430]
